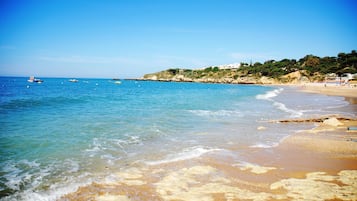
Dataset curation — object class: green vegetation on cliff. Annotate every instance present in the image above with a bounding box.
[143,50,357,84]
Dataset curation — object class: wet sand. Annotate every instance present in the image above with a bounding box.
[62,116,357,201]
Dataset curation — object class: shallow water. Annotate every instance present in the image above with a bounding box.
[0,77,355,200]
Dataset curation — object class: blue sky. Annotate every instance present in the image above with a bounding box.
[0,0,356,78]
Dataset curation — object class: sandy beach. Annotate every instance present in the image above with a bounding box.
[62,118,357,201]
[299,83,357,98]
[61,85,357,201]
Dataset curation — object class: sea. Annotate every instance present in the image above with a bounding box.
[0,77,356,200]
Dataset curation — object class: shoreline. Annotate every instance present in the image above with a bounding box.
[61,84,357,201]
[135,79,357,100]
[136,79,357,97]
[63,120,357,200]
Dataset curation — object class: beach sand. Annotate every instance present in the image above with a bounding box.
[300,83,357,98]
[62,119,357,201]
[62,87,357,201]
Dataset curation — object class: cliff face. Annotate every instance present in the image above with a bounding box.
[141,68,309,85]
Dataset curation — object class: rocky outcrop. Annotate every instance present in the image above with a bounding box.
[280,70,310,84]
[323,117,343,127]
[271,115,355,124]
[142,73,270,84]
[141,69,315,85]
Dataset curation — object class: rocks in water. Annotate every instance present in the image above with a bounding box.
[257,126,267,130]
[323,117,343,127]
[273,115,354,124]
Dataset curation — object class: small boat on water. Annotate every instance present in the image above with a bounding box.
[28,76,43,83]
[112,78,121,84]
[69,79,79,83]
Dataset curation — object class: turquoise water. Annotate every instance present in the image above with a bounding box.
[0,77,355,200]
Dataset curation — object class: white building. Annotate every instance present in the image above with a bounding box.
[217,63,241,69]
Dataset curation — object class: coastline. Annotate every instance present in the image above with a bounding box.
[136,78,357,98]
[63,119,357,200]
[62,84,357,201]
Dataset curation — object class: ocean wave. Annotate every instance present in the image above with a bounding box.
[1,160,42,192]
[0,159,88,201]
[256,88,303,118]
[146,146,221,165]
[326,101,350,109]
[256,88,284,100]
[273,102,303,118]
[3,176,93,201]
[85,138,105,157]
[86,135,141,153]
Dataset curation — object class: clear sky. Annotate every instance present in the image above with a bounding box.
[0,0,356,78]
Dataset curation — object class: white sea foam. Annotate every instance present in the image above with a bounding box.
[2,160,42,191]
[5,177,94,201]
[188,110,243,118]
[256,88,303,118]
[249,143,279,149]
[256,88,283,100]
[85,136,142,158]
[250,135,292,149]
[1,159,91,201]
[146,146,221,165]
[273,102,303,118]
[326,101,349,109]
[85,138,104,157]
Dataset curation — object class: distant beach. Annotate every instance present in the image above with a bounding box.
[299,82,357,98]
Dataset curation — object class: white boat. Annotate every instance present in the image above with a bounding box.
[112,78,121,84]
[28,76,43,83]
[69,79,79,83]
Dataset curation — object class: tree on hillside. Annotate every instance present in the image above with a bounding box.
[302,55,320,74]
[319,56,338,74]
[167,68,179,75]
[305,56,320,67]
[337,50,357,73]
[240,62,249,67]
[346,50,357,68]
[338,52,346,63]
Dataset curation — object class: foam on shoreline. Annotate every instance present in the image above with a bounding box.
[60,115,357,201]
[3,79,357,201]
[145,146,221,165]
[61,86,357,200]
[256,88,303,117]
